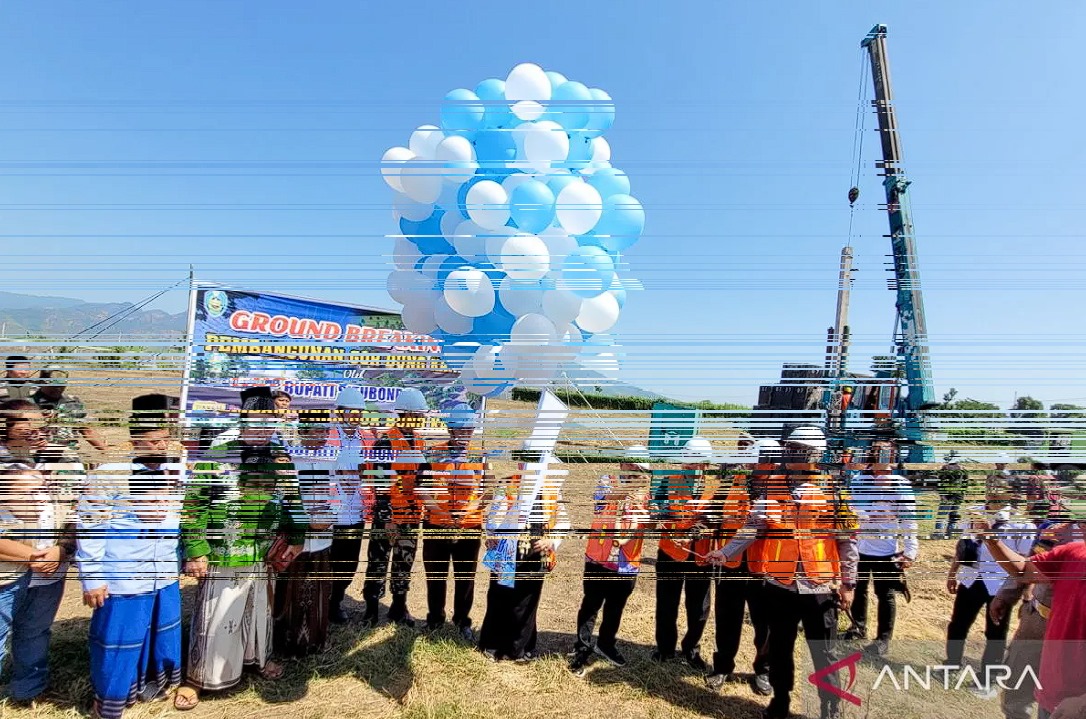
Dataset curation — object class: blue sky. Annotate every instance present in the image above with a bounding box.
[2,1,1084,406]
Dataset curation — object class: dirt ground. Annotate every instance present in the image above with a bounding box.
[1,371,1012,719]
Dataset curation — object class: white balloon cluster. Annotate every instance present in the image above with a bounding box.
[381,63,644,396]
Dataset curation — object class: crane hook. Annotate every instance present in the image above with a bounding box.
[848,186,860,206]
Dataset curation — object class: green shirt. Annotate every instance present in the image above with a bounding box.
[181,439,308,567]
[31,391,87,452]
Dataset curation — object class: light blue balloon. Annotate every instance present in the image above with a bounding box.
[437,255,471,281]
[562,245,615,298]
[475,78,513,129]
[565,132,593,169]
[587,168,631,199]
[546,173,578,196]
[443,342,480,370]
[473,309,515,342]
[610,282,627,308]
[594,194,645,253]
[545,71,568,91]
[509,180,556,234]
[473,129,517,165]
[586,88,616,138]
[441,89,485,137]
[551,81,593,132]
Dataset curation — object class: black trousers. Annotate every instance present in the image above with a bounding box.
[421,525,481,628]
[575,561,637,654]
[362,522,419,603]
[765,583,840,715]
[477,558,546,660]
[329,522,365,609]
[654,548,711,657]
[946,579,1009,669]
[852,553,903,641]
[713,567,770,676]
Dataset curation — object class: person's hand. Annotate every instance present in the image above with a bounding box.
[896,556,914,571]
[184,556,209,578]
[704,548,727,566]
[532,538,556,554]
[837,586,855,612]
[29,546,62,575]
[385,521,400,541]
[946,577,959,595]
[1052,693,1086,719]
[989,595,1010,625]
[283,543,303,562]
[83,586,109,609]
[485,538,499,551]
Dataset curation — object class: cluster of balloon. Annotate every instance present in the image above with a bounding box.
[381,63,644,397]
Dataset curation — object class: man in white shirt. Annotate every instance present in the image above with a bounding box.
[945,476,1035,697]
[845,464,919,657]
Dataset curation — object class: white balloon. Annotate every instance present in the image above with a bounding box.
[541,288,583,326]
[511,100,545,122]
[393,194,434,222]
[590,136,611,163]
[381,146,415,193]
[556,181,603,235]
[575,291,620,333]
[409,125,444,160]
[579,160,612,177]
[434,297,474,335]
[419,253,450,278]
[498,233,550,280]
[401,300,437,335]
[435,135,477,185]
[452,219,487,260]
[386,269,420,305]
[501,172,536,196]
[510,313,557,345]
[399,161,443,204]
[465,180,510,230]
[498,276,544,317]
[523,120,570,170]
[552,323,581,365]
[440,209,462,242]
[539,226,578,262]
[444,267,496,318]
[581,350,620,379]
[483,225,517,263]
[392,237,422,271]
[505,63,552,103]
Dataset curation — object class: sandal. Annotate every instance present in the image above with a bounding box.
[173,686,200,711]
[260,660,285,680]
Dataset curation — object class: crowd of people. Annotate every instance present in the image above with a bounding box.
[0,356,1084,719]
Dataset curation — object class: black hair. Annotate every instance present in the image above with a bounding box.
[0,398,40,441]
[241,396,278,415]
[4,356,30,370]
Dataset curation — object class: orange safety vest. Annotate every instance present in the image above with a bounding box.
[387,425,426,524]
[713,475,754,569]
[747,476,842,585]
[425,446,487,529]
[658,471,720,565]
[585,491,647,570]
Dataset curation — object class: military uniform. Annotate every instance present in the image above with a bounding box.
[31,390,88,453]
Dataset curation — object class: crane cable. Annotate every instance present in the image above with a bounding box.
[847,49,870,242]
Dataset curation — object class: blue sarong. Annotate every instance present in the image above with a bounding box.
[89,583,182,719]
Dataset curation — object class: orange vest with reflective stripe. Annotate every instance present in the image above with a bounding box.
[586,491,647,570]
[387,426,425,523]
[714,475,753,569]
[659,472,719,564]
[425,452,487,529]
[747,479,841,585]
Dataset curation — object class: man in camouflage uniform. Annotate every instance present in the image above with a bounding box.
[30,366,108,454]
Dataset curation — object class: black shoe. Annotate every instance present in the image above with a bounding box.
[458,624,476,643]
[514,651,538,665]
[387,599,416,628]
[821,702,844,719]
[569,652,592,677]
[593,643,627,667]
[842,627,864,642]
[866,639,890,658]
[681,649,709,674]
[330,605,350,625]
[706,672,731,690]
[763,697,791,719]
[650,649,674,663]
[481,648,499,663]
[752,672,773,696]
[360,602,379,628]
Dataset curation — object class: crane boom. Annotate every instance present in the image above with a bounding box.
[861,24,937,460]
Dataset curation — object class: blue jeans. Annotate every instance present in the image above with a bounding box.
[10,579,66,699]
[0,572,31,673]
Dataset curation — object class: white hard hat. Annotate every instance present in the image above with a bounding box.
[993,453,1015,464]
[785,426,826,451]
[443,402,477,429]
[681,437,715,463]
[335,386,366,410]
[625,445,651,461]
[756,438,782,453]
[393,388,429,413]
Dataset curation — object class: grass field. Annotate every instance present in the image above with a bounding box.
[0,372,1011,719]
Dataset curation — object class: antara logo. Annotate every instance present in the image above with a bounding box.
[808,652,1043,706]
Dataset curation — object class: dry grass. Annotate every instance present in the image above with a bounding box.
[1,371,1010,719]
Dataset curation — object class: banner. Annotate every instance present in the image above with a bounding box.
[183,285,472,456]
[647,401,698,459]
